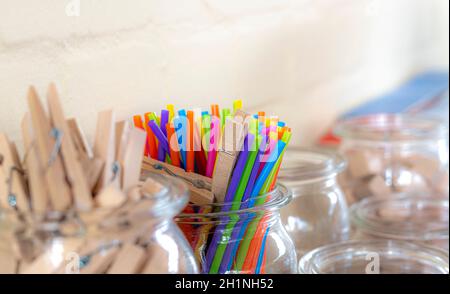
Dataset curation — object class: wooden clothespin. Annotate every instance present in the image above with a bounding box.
[107,243,147,274]
[93,109,119,193]
[211,111,249,202]
[117,125,147,192]
[67,118,104,192]
[21,114,49,213]
[67,118,94,160]
[47,84,94,211]
[27,86,72,211]
[0,133,29,212]
[142,157,214,205]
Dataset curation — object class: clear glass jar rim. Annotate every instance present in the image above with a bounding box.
[278,147,346,183]
[334,113,448,143]
[176,183,292,220]
[350,195,449,241]
[299,240,450,274]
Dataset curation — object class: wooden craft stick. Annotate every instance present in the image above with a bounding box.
[27,86,72,211]
[67,118,94,159]
[107,243,147,274]
[93,109,119,193]
[21,114,49,213]
[47,84,93,211]
[0,133,29,211]
[142,157,213,204]
[119,128,146,192]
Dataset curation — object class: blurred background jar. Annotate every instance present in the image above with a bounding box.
[335,114,449,205]
[299,240,449,274]
[278,148,350,259]
[351,194,449,252]
[176,183,297,274]
[0,173,199,274]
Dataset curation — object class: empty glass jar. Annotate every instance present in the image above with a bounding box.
[299,240,449,274]
[176,183,297,274]
[278,148,350,258]
[335,114,449,205]
[351,194,449,251]
[0,173,199,274]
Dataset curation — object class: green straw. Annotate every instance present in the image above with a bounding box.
[234,132,291,271]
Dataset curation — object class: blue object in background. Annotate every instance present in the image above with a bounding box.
[342,71,449,122]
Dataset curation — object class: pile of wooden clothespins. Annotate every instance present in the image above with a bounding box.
[0,84,186,274]
[0,84,147,214]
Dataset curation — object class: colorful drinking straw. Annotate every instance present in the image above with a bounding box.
[133,100,290,274]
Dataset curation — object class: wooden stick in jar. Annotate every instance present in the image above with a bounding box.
[27,86,72,211]
[21,114,49,213]
[0,133,30,211]
[47,83,93,211]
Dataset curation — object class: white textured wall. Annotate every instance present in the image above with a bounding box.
[0,0,448,150]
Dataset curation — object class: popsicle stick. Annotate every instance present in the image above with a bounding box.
[142,157,213,204]
[67,118,94,159]
[118,128,146,192]
[0,133,29,212]
[21,114,49,213]
[47,84,93,211]
[107,243,147,274]
[27,86,72,211]
[93,109,119,193]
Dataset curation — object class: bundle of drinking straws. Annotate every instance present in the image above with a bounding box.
[133,100,292,273]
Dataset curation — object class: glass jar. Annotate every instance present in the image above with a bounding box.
[351,194,449,251]
[278,148,350,258]
[0,173,199,274]
[335,114,449,205]
[176,184,297,274]
[299,240,449,274]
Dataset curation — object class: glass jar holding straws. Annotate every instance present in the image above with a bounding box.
[176,183,297,274]
[350,194,449,251]
[278,148,350,258]
[299,240,449,274]
[335,114,449,205]
[133,100,297,274]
